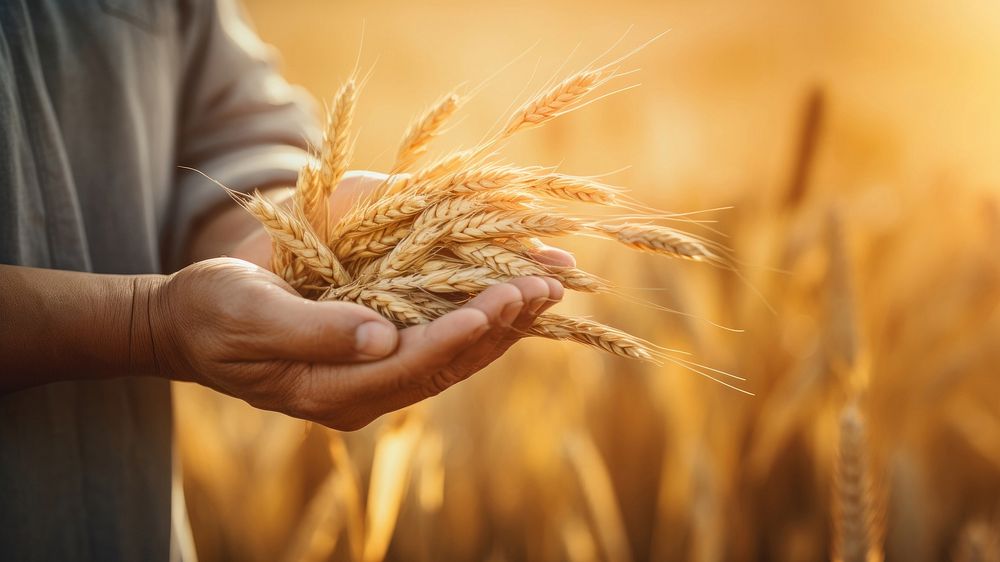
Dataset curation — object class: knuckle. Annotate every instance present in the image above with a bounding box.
[484,282,522,304]
[542,276,564,297]
[420,367,464,399]
[519,275,551,297]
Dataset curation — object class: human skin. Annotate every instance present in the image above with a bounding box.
[0,171,573,430]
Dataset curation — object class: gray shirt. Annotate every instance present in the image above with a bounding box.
[0,0,318,558]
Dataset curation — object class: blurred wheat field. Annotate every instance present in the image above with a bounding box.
[174,1,1000,560]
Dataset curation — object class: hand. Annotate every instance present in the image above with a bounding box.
[146,257,564,430]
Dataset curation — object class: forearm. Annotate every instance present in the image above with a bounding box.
[0,265,163,392]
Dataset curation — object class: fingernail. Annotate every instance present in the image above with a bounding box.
[500,301,523,325]
[355,321,396,357]
[528,297,547,315]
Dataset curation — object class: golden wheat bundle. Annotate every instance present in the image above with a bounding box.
[230,58,739,381]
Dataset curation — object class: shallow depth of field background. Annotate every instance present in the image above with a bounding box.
[174,1,1000,560]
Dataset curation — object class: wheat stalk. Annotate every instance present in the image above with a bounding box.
[240,59,728,365]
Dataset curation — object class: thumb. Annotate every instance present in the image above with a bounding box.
[261,290,400,363]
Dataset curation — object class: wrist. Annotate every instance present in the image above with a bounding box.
[128,275,169,378]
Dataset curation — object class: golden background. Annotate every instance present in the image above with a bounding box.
[175,1,1000,560]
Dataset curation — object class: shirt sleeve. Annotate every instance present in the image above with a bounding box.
[165,0,320,268]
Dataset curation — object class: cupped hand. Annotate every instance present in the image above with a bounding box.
[148,257,564,430]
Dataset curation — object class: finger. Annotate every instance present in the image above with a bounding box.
[528,242,576,268]
[506,276,556,332]
[389,277,555,383]
[257,290,399,363]
[337,282,526,408]
[437,277,549,375]
[537,276,564,314]
[299,305,493,430]
[376,277,554,409]
[494,276,560,354]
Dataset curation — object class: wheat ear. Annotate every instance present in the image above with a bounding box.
[395,93,460,171]
[531,314,654,361]
[833,401,876,562]
[318,80,357,243]
[237,192,352,287]
[452,242,605,292]
[589,223,715,261]
[500,68,614,138]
